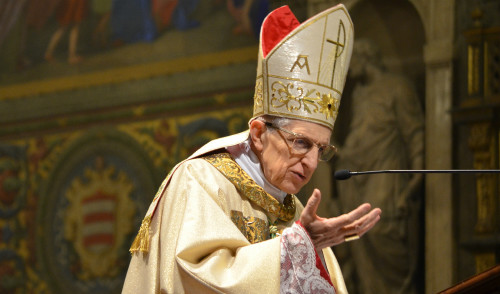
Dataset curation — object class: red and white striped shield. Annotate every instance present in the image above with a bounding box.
[81,191,117,254]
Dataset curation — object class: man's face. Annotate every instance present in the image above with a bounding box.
[254,119,331,194]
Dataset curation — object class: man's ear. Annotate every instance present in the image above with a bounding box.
[249,119,266,152]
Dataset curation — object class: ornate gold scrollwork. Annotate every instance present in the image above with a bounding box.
[270,81,338,119]
[253,80,263,114]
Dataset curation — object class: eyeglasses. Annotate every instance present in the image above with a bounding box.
[264,122,337,161]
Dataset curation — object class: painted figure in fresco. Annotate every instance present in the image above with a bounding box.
[44,0,88,64]
[110,0,200,44]
[151,0,179,32]
[170,0,200,30]
[0,0,28,71]
[123,5,381,293]
[0,1,28,50]
[0,0,60,70]
[91,0,112,47]
[335,39,424,294]
[151,0,201,33]
[227,0,269,37]
[110,0,157,44]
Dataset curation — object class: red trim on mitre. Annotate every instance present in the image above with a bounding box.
[261,5,300,58]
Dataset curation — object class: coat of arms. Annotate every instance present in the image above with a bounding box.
[64,159,135,279]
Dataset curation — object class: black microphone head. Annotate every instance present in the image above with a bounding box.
[334,169,352,180]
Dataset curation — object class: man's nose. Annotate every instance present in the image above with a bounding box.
[302,147,319,169]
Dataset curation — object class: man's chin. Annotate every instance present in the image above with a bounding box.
[276,175,310,194]
[281,183,306,195]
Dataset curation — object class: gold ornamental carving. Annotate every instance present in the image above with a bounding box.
[475,252,496,274]
[468,123,497,234]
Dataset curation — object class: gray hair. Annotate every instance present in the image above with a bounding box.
[254,115,291,131]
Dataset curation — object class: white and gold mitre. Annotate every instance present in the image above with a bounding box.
[252,4,353,130]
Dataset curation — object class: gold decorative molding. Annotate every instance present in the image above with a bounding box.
[0,46,258,101]
[475,252,497,274]
[468,123,497,234]
[467,44,481,96]
[464,26,500,99]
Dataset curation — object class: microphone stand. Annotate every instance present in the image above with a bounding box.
[334,169,500,180]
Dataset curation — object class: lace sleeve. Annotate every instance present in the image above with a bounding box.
[280,221,336,294]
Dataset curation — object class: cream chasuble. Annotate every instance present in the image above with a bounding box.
[122,131,347,293]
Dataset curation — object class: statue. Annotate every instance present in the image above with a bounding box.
[334,39,424,294]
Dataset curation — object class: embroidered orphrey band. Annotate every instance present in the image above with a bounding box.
[203,152,296,222]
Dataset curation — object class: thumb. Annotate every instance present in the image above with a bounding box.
[303,189,322,218]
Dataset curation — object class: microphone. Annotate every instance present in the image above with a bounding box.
[334,169,500,180]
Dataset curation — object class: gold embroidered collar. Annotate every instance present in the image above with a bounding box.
[203,152,296,222]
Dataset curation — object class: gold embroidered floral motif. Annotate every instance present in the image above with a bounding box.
[231,211,268,243]
[271,81,338,119]
[317,93,337,119]
[203,152,295,222]
[253,80,263,114]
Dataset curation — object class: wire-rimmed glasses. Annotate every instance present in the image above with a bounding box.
[264,122,337,161]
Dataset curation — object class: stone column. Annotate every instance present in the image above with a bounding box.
[415,1,456,292]
[424,38,455,293]
[308,0,457,292]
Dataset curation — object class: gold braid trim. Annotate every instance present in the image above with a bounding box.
[129,215,152,254]
[129,152,296,254]
[203,152,296,221]
[231,211,268,243]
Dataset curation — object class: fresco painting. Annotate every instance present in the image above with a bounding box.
[0,0,268,88]
[0,1,264,292]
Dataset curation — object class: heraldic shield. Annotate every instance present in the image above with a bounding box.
[64,163,135,279]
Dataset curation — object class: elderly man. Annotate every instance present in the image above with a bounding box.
[123,4,381,294]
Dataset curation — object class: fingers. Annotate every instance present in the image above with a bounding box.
[299,189,321,229]
[301,189,321,221]
[314,205,381,249]
[335,203,372,228]
[307,203,374,235]
[358,208,381,236]
[301,195,382,249]
[343,207,381,237]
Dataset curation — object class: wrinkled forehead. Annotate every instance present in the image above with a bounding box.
[286,119,333,144]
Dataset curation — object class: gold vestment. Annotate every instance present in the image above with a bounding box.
[123,132,347,293]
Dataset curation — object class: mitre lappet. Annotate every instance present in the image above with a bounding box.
[252,4,353,130]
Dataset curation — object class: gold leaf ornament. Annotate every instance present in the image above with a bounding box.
[271,81,339,119]
[253,80,263,114]
[318,93,337,119]
[271,81,319,114]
